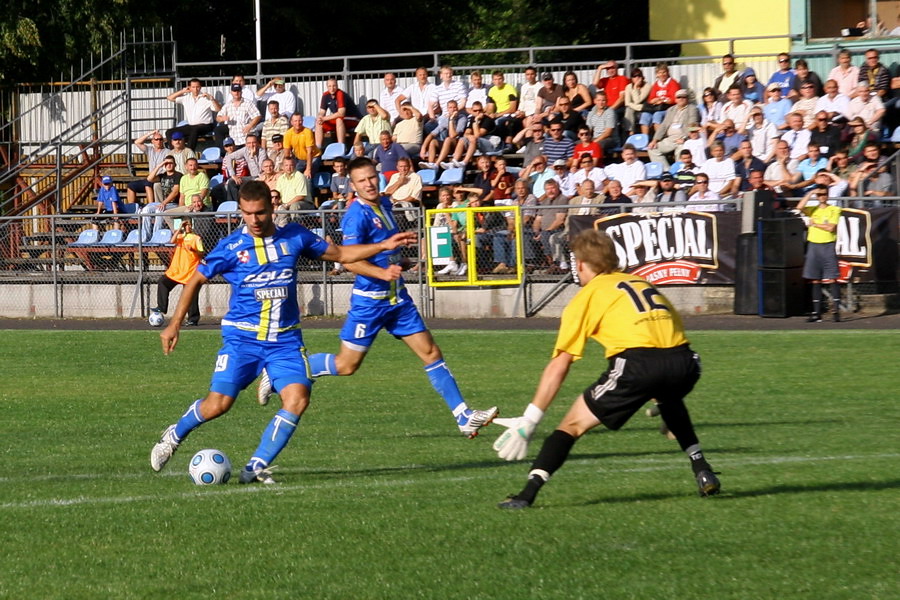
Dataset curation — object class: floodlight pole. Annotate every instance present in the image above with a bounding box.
[254,0,262,77]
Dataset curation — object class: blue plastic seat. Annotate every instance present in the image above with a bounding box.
[216,200,239,214]
[198,146,222,165]
[418,168,437,185]
[435,167,464,185]
[209,173,224,187]
[147,229,173,245]
[118,229,149,246]
[379,173,387,192]
[645,161,664,179]
[313,172,332,190]
[624,133,649,151]
[668,161,684,174]
[303,115,316,130]
[96,229,124,245]
[322,143,346,161]
[69,229,99,246]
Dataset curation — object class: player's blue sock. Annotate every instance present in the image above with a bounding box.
[424,359,470,423]
[173,399,205,441]
[245,409,300,471]
[308,353,337,377]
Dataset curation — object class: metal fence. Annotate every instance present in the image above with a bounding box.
[2,199,896,320]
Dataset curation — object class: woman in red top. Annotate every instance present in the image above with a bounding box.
[647,63,681,133]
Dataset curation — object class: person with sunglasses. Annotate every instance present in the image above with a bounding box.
[712,54,742,100]
[767,53,798,100]
[127,130,169,205]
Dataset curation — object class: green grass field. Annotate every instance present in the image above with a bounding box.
[1,328,898,599]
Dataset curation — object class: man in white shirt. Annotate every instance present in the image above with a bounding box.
[256,78,296,119]
[607,145,646,193]
[570,154,608,190]
[215,84,262,148]
[518,66,542,128]
[846,84,886,132]
[380,72,403,122]
[827,50,860,98]
[396,67,438,125]
[814,79,850,123]
[165,78,221,149]
[699,142,736,198]
[719,86,754,133]
[745,108,779,162]
[780,113,812,160]
[466,71,488,110]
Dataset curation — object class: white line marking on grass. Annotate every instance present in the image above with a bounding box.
[2,453,898,511]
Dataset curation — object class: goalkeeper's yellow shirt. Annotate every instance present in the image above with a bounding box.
[553,271,688,360]
[802,204,841,244]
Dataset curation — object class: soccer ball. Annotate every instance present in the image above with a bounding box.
[148,311,165,327]
[188,449,232,485]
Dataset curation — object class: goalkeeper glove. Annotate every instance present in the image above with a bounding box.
[492,404,544,461]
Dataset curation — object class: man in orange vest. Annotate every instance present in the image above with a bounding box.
[152,217,206,326]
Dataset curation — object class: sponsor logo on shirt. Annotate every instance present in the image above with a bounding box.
[237,250,250,263]
[254,286,288,301]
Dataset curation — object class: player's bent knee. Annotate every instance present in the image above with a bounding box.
[278,384,310,415]
[200,392,236,419]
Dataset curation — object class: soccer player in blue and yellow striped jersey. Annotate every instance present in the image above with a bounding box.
[149,181,415,483]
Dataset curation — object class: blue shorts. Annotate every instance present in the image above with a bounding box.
[340,288,427,350]
[209,331,313,398]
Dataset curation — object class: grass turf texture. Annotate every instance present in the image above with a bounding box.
[1,328,897,599]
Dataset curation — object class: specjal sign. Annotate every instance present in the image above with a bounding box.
[567,208,896,286]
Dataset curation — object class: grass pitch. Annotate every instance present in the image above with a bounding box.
[1,328,898,599]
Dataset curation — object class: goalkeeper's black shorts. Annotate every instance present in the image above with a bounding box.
[582,344,700,431]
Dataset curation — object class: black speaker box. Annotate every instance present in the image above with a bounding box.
[734,233,759,314]
[759,267,805,317]
[759,218,805,268]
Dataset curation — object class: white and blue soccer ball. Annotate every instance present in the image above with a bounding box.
[148,311,165,327]
[188,449,232,485]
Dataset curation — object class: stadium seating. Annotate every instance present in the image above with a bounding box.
[118,228,150,246]
[209,173,224,187]
[321,143,347,161]
[216,201,238,213]
[435,168,464,185]
[303,116,316,130]
[645,161,664,179]
[68,229,99,246]
[624,133,649,151]
[198,146,223,165]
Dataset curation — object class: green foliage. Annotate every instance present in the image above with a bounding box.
[1,328,898,598]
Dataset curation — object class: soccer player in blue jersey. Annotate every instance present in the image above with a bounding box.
[150,180,415,483]
[302,157,498,437]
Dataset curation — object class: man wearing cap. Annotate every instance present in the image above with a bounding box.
[550,158,576,197]
[166,132,196,173]
[261,100,289,148]
[256,78,296,119]
[96,175,124,219]
[267,133,289,170]
[220,133,266,205]
[215,83,262,148]
[536,72,564,124]
[647,88,699,168]
[166,79,220,150]
[315,77,362,150]
[763,83,793,130]
[653,173,687,210]
[712,54,743,100]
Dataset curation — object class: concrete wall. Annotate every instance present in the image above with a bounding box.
[0,282,736,320]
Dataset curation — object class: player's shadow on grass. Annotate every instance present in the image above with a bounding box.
[567,478,900,507]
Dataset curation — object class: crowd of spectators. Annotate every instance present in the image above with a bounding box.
[95,49,898,274]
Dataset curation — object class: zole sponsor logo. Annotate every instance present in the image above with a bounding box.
[594,213,718,284]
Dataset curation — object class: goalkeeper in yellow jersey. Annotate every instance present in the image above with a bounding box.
[494,229,720,509]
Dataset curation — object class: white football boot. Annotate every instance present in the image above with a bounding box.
[257,369,273,406]
[150,424,180,472]
[458,406,499,439]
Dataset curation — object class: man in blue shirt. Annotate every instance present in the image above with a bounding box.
[95,175,123,216]
[767,53,797,100]
[150,180,414,484]
[304,157,499,438]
